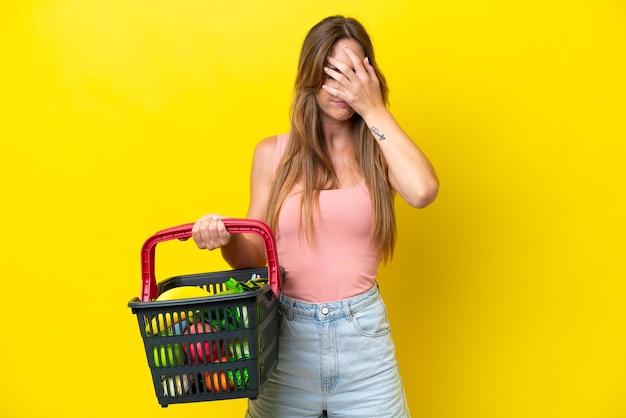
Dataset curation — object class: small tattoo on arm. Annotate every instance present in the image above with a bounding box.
[369,126,386,141]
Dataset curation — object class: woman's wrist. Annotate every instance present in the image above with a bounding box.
[362,108,394,141]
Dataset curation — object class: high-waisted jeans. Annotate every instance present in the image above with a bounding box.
[245,284,411,417]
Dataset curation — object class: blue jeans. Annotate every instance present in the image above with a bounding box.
[245,284,411,417]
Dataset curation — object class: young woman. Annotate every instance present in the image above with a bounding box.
[192,15,438,417]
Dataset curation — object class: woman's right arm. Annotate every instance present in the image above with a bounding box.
[191,136,278,269]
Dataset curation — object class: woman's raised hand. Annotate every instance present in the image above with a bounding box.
[322,44,386,120]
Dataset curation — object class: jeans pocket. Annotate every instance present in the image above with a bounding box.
[351,298,391,337]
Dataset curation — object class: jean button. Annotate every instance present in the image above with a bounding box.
[321,307,329,315]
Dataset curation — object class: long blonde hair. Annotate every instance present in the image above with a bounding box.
[266,15,396,262]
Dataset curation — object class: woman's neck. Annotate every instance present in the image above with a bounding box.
[321,120,354,148]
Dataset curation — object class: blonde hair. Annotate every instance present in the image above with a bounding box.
[266,15,396,262]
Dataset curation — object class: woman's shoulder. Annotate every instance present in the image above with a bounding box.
[253,133,287,160]
[252,133,288,171]
[253,134,277,159]
[256,133,288,147]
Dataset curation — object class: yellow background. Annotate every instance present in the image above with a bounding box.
[1,0,624,417]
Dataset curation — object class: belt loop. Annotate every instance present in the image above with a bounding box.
[281,296,294,320]
[343,300,353,321]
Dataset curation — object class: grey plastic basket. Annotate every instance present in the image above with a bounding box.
[128,219,282,407]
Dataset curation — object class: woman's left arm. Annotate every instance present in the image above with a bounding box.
[324,45,439,208]
[363,108,439,208]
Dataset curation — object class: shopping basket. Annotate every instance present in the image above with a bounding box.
[128,218,282,407]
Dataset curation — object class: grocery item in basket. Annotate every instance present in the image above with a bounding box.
[205,368,234,392]
[228,368,250,390]
[146,312,190,336]
[162,374,190,396]
[183,322,222,364]
[228,337,251,361]
[157,285,212,301]
[204,305,250,331]
[144,287,211,336]
[210,276,269,296]
[170,319,189,335]
[153,343,183,367]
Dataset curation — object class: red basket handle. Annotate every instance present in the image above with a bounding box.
[140,218,281,302]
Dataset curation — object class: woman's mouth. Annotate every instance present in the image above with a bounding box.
[332,100,350,108]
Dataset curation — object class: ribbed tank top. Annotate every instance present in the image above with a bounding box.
[273,133,381,302]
